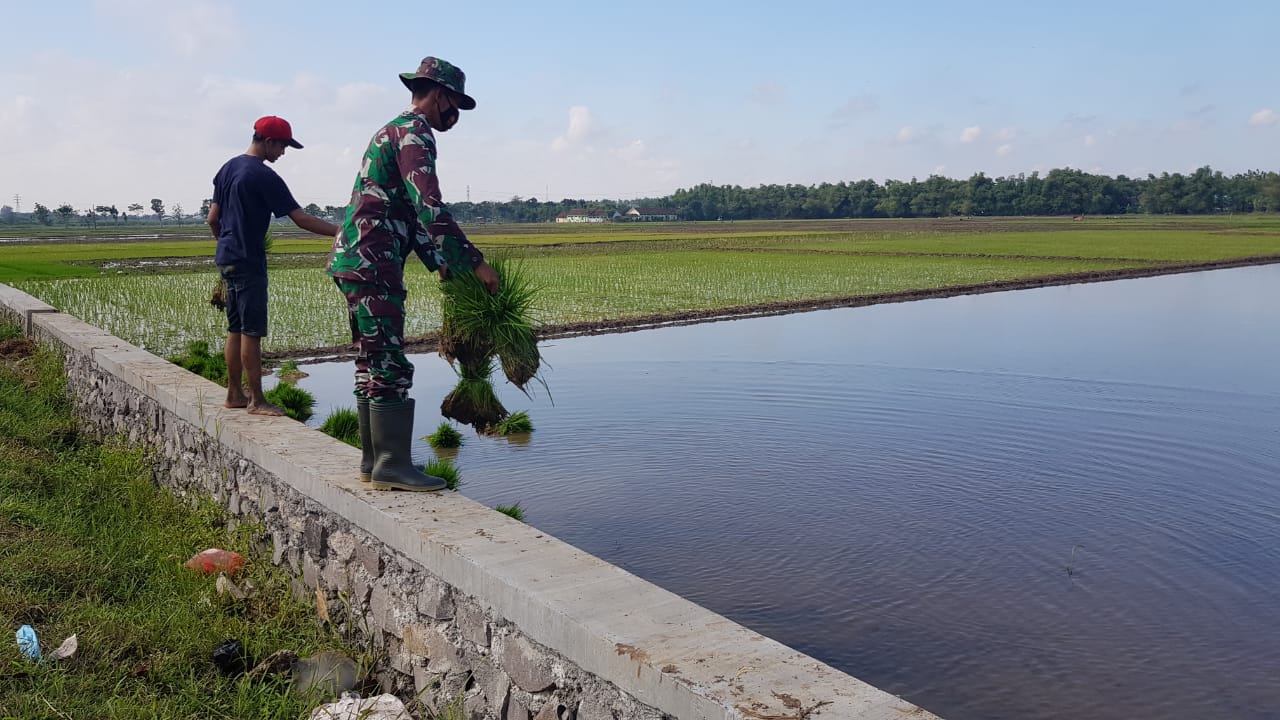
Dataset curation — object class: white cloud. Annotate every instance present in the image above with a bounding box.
[551,105,597,152]
[1249,109,1278,127]
[997,127,1017,141]
[960,126,983,143]
[996,144,1014,157]
[1084,134,1097,147]
[895,126,919,144]
[91,0,242,58]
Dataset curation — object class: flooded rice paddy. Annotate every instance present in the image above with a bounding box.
[296,265,1280,720]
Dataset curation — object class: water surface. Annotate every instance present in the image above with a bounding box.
[298,265,1280,720]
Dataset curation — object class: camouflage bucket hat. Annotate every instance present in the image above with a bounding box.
[399,57,476,110]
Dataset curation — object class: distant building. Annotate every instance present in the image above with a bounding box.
[623,207,679,222]
[555,209,612,223]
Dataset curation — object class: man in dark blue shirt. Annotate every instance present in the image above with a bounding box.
[207,116,338,415]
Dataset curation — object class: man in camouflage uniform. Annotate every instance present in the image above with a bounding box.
[328,56,499,492]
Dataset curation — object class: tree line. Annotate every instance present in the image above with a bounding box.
[444,166,1280,223]
[5,166,1280,228]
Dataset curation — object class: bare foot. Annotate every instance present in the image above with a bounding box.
[247,401,287,417]
[225,389,249,409]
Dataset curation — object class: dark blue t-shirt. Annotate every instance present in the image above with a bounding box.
[212,155,300,275]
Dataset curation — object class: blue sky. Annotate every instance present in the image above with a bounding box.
[1,0,1277,213]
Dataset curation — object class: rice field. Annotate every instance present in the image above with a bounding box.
[20,252,1147,356]
[9,217,1280,357]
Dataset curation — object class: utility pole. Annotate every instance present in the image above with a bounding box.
[12,194,20,212]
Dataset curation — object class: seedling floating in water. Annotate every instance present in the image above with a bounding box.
[422,458,461,490]
[488,411,533,436]
[427,421,464,449]
[319,407,360,447]
[495,502,525,522]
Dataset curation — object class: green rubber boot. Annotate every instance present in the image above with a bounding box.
[369,399,447,492]
[357,399,374,483]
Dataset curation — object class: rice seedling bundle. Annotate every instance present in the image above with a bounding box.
[437,257,544,431]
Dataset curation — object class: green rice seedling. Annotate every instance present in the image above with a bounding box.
[263,383,315,422]
[319,407,361,447]
[276,358,308,383]
[440,358,508,430]
[422,457,461,490]
[427,421,464,449]
[488,411,533,436]
[168,339,228,385]
[439,256,543,390]
[495,502,525,522]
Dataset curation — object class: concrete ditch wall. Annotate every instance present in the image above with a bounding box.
[0,282,940,720]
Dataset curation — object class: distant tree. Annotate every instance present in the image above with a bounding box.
[94,205,119,223]
[82,208,98,228]
[323,204,345,222]
[1258,173,1280,212]
[199,198,212,219]
[54,203,75,226]
[304,202,322,217]
[0,205,12,224]
[33,203,51,225]
[171,203,184,224]
[127,202,144,219]
[150,198,165,224]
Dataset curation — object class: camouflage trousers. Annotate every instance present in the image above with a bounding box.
[335,279,413,403]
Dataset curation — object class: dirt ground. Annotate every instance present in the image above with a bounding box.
[0,338,37,359]
[266,255,1280,362]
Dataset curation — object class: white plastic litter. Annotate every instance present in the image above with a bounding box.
[307,694,412,720]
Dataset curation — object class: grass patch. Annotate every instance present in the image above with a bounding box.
[262,384,315,422]
[318,408,360,447]
[0,327,354,719]
[488,411,533,436]
[426,422,464,449]
[494,503,525,522]
[167,340,228,385]
[421,458,461,491]
[275,359,307,384]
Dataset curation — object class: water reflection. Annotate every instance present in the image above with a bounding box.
[298,265,1280,720]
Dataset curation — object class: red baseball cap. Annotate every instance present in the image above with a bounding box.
[253,116,303,149]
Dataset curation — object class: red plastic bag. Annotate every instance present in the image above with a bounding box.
[185,548,244,575]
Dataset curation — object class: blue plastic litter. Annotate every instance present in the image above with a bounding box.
[16,625,40,660]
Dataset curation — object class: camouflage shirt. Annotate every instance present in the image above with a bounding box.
[327,111,483,289]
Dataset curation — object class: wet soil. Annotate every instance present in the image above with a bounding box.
[265,254,1280,362]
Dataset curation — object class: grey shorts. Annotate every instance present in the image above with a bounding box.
[218,265,268,337]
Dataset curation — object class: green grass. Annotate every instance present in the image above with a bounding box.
[17,251,1150,357]
[10,217,1280,356]
[421,458,461,491]
[168,340,228,384]
[262,384,315,422]
[318,408,360,447]
[494,503,525,522]
[0,330,355,719]
[777,230,1280,261]
[426,422,464,449]
[488,412,533,436]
